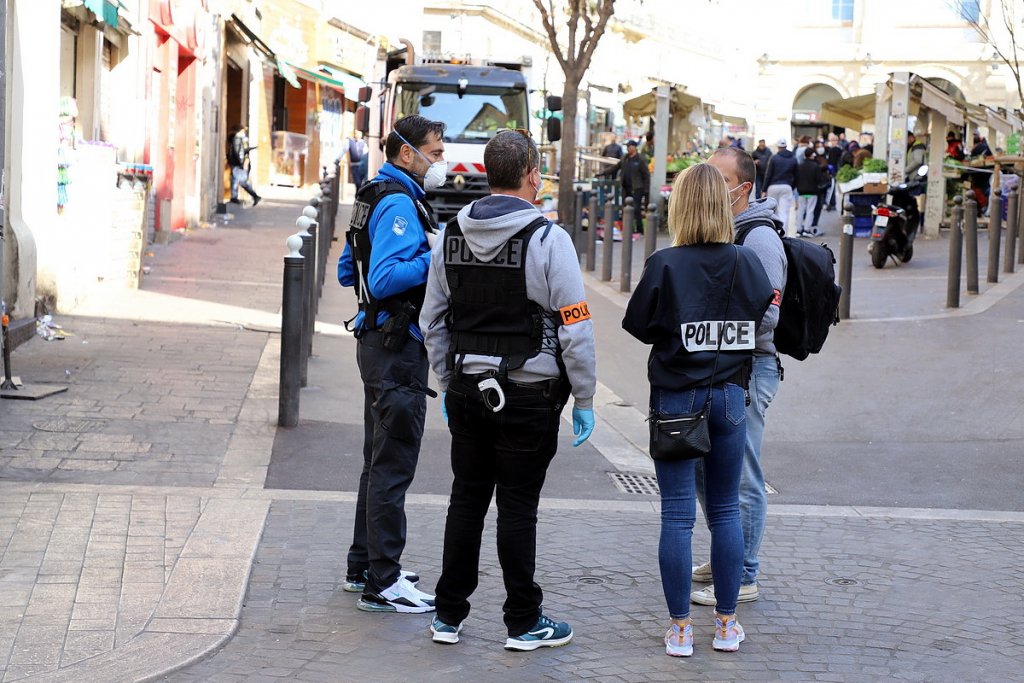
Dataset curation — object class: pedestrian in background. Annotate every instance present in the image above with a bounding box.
[337,114,447,614]
[343,131,369,189]
[227,125,261,206]
[751,139,772,199]
[623,162,774,658]
[602,133,624,160]
[762,139,798,233]
[421,129,597,651]
[824,133,844,211]
[795,148,824,237]
[690,148,787,610]
[601,139,650,232]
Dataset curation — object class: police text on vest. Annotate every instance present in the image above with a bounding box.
[681,320,756,352]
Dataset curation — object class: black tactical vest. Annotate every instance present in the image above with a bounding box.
[443,216,551,375]
[345,179,436,330]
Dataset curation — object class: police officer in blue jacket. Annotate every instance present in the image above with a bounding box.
[338,115,446,614]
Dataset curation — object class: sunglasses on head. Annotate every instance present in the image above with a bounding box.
[497,128,535,169]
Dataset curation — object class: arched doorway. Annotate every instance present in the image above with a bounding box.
[792,83,844,141]
[925,77,966,103]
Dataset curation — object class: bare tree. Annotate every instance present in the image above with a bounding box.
[953,0,1023,106]
[533,0,616,226]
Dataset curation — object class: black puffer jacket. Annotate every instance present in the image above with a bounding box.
[763,149,797,189]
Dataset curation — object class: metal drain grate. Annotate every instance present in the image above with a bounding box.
[609,472,660,496]
[32,419,107,433]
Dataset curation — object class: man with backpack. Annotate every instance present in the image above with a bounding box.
[690,147,787,607]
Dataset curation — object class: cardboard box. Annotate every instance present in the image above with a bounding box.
[862,182,888,195]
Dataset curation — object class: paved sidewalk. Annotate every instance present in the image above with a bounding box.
[1,189,1023,681]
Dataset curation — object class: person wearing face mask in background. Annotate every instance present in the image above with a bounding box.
[689,147,786,611]
[420,129,597,651]
[337,115,447,614]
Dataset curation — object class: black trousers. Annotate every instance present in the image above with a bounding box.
[347,331,428,593]
[434,377,562,636]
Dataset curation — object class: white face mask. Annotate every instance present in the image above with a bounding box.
[727,183,747,206]
[816,147,825,154]
[397,132,447,190]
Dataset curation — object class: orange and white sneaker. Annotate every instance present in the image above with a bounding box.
[664,622,693,657]
[712,614,745,652]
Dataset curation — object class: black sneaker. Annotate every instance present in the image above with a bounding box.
[252,196,261,207]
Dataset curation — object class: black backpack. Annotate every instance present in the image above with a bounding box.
[735,220,841,361]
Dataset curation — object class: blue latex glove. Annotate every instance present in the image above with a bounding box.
[572,407,595,447]
[441,391,448,423]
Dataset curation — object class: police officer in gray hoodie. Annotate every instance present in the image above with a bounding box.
[690,146,787,607]
[420,130,597,651]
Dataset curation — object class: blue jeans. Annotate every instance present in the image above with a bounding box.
[652,384,746,618]
[697,354,780,585]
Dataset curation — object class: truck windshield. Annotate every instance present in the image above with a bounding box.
[395,84,528,143]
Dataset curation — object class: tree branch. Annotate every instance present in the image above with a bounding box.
[533,0,569,71]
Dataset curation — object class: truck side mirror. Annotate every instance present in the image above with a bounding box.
[357,86,372,103]
[547,117,561,143]
[546,95,562,112]
[355,106,370,135]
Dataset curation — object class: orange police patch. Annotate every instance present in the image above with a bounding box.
[559,301,591,325]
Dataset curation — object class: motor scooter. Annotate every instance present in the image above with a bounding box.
[868,165,928,269]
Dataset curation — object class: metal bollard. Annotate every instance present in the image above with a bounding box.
[279,234,305,428]
[987,187,1002,284]
[601,199,615,281]
[1005,187,1018,274]
[297,216,314,386]
[645,200,659,259]
[620,197,634,292]
[964,190,979,294]
[838,206,854,320]
[574,187,584,257]
[947,196,964,309]
[302,206,321,313]
[586,195,598,272]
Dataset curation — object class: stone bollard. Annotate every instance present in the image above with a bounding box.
[602,199,615,282]
[947,196,964,309]
[839,206,854,320]
[302,206,320,317]
[279,234,305,427]
[1006,187,1018,274]
[645,201,659,259]
[620,197,634,293]
[964,190,979,294]
[586,195,598,272]
[987,187,1002,284]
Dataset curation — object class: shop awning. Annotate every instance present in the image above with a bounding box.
[711,111,748,128]
[819,93,878,130]
[285,63,354,95]
[918,78,965,126]
[276,58,301,89]
[83,0,120,25]
[623,88,702,120]
[986,108,1012,136]
[316,66,367,102]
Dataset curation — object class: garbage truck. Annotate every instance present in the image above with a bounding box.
[355,41,547,222]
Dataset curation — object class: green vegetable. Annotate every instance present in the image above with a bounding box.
[862,158,888,173]
[667,156,701,173]
[835,165,860,183]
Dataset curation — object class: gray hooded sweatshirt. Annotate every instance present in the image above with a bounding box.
[420,195,597,410]
[734,196,788,357]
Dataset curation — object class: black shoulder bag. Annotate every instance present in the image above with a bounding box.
[648,247,739,461]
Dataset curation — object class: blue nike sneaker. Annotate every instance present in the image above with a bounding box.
[504,614,573,651]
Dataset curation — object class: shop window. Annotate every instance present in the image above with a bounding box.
[959,0,980,22]
[831,0,854,21]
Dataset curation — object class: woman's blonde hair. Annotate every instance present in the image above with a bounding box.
[666,163,734,247]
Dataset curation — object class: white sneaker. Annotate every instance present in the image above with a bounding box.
[712,614,745,652]
[690,582,759,606]
[358,576,435,613]
[691,561,713,583]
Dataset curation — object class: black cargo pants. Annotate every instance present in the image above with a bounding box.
[346,330,428,593]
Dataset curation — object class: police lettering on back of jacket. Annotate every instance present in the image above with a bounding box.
[420,129,597,651]
[336,115,445,615]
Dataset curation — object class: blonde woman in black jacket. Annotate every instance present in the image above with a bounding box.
[623,163,773,658]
